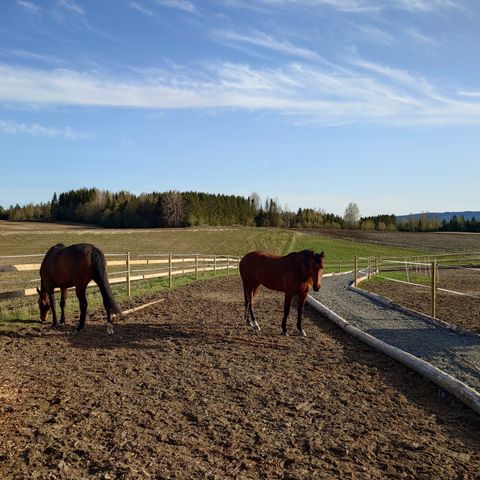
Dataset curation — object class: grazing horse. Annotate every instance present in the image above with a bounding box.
[37,243,121,334]
[240,249,325,336]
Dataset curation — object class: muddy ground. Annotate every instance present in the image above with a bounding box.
[1,276,480,479]
[362,269,480,334]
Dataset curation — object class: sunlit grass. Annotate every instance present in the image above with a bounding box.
[0,268,237,330]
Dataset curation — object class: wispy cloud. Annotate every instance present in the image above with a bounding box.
[16,0,41,12]
[0,119,93,140]
[457,90,480,98]
[222,0,379,13]
[390,0,459,12]
[404,28,441,47]
[1,60,479,126]
[57,0,85,15]
[225,0,461,14]
[351,24,396,45]
[129,1,154,16]
[0,49,65,66]
[212,30,321,61]
[153,0,197,13]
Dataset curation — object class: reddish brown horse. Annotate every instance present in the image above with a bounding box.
[240,249,325,336]
[37,243,121,334]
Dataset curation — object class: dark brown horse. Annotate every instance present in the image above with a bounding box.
[37,243,121,334]
[240,249,324,336]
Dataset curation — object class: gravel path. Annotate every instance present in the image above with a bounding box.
[310,274,480,394]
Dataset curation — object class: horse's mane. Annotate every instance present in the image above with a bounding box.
[286,249,313,257]
[284,249,314,269]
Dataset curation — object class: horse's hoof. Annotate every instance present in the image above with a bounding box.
[297,329,307,337]
[107,324,114,335]
[253,322,261,331]
[281,331,289,336]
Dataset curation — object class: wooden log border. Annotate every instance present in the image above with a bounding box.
[306,292,480,415]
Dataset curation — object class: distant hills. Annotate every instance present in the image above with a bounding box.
[396,211,480,223]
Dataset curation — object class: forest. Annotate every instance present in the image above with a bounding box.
[0,188,478,232]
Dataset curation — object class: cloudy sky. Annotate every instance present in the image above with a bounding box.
[1,0,479,216]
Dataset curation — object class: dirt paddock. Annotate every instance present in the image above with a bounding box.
[362,269,480,334]
[1,276,480,479]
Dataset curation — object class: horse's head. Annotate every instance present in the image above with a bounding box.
[305,250,325,292]
[37,287,50,321]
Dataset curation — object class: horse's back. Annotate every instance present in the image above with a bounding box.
[240,250,280,272]
[40,243,99,289]
[240,251,290,291]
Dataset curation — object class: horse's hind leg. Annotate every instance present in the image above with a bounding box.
[75,286,88,332]
[60,288,67,324]
[104,300,114,335]
[48,292,58,328]
[243,286,250,325]
[244,284,260,331]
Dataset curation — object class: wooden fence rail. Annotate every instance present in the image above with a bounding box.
[0,253,241,301]
[354,253,480,319]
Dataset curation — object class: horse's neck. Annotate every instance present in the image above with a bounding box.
[293,253,309,280]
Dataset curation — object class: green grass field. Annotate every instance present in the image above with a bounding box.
[0,222,429,328]
[0,222,427,261]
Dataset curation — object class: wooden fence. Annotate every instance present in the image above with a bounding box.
[0,253,241,301]
[354,252,480,318]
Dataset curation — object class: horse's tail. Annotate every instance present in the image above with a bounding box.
[91,247,121,315]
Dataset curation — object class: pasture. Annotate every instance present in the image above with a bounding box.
[0,221,427,327]
[1,222,480,478]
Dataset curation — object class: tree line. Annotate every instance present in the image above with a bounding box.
[0,188,478,232]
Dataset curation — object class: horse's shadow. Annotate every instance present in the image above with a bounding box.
[64,321,202,350]
[0,321,193,347]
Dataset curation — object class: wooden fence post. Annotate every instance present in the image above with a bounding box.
[431,260,437,318]
[169,253,173,288]
[354,256,358,287]
[126,251,131,297]
[195,253,199,281]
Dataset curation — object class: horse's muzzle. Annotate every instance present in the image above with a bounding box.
[313,286,320,292]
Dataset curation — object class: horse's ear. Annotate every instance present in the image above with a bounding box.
[319,251,325,258]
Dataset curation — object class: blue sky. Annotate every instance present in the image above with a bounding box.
[0,0,479,216]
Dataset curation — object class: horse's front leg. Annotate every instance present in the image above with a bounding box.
[282,293,294,336]
[296,293,308,336]
[48,292,58,328]
[60,288,67,325]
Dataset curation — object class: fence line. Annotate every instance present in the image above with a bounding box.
[0,252,241,301]
[354,253,480,318]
